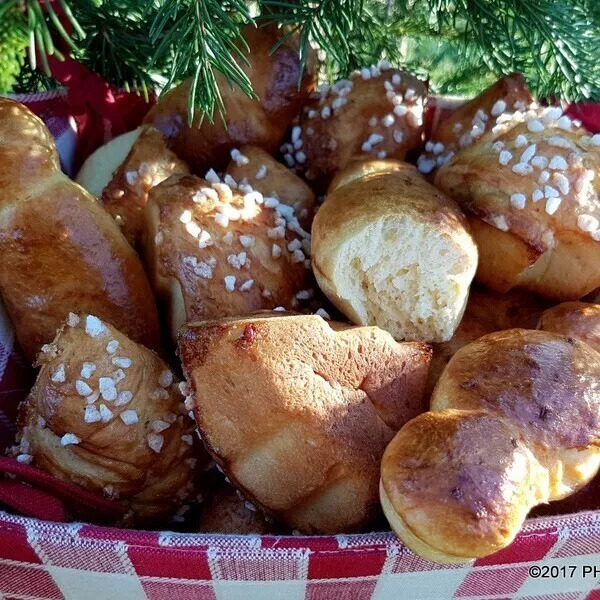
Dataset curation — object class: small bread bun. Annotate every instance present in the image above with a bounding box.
[312,161,478,343]
[144,173,313,341]
[179,312,431,533]
[14,314,197,524]
[145,25,315,173]
[282,64,426,190]
[382,329,600,563]
[225,145,315,229]
[75,128,142,198]
[435,106,600,301]
[537,301,600,352]
[100,126,189,247]
[417,74,532,174]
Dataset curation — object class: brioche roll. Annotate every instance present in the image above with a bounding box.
[144,174,312,341]
[538,301,600,352]
[0,99,160,361]
[417,74,533,174]
[312,161,478,343]
[179,312,431,533]
[435,106,600,301]
[76,128,142,198]
[283,64,426,190]
[382,329,600,563]
[145,25,315,173]
[225,145,316,229]
[14,314,196,524]
[100,126,190,247]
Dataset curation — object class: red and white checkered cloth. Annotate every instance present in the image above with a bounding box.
[2,90,600,599]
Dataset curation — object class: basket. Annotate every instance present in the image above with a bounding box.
[1,87,600,600]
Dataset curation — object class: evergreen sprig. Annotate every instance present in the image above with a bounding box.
[2,0,600,120]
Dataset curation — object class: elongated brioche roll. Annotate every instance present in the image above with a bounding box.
[282,64,426,190]
[312,161,478,343]
[0,99,160,361]
[225,145,316,228]
[381,329,600,563]
[538,301,600,352]
[14,313,197,524]
[435,106,600,300]
[179,312,431,533]
[144,174,312,341]
[145,25,314,173]
[417,74,533,174]
[100,126,190,247]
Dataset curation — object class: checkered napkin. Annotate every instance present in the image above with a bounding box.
[1,92,600,600]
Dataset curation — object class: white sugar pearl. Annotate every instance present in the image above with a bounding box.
[112,357,131,369]
[85,315,105,337]
[52,364,66,383]
[61,433,80,446]
[514,135,528,148]
[527,120,545,132]
[491,99,507,116]
[106,340,119,354]
[549,155,568,170]
[544,185,560,199]
[498,150,512,165]
[84,405,101,423]
[159,370,174,388]
[224,276,236,292]
[147,433,164,453]
[520,144,537,164]
[532,189,544,203]
[510,193,526,209]
[115,391,133,406]
[577,214,599,232]
[75,380,93,397]
[545,197,562,215]
[553,173,570,195]
[99,404,113,423]
[120,410,139,425]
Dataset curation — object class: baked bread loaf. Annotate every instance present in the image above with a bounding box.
[144,25,314,173]
[282,64,426,190]
[0,99,160,361]
[537,301,600,352]
[424,287,548,397]
[100,126,190,247]
[144,174,312,340]
[179,312,431,533]
[417,74,533,174]
[75,128,142,198]
[225,145,316,228]
[14,313,196,524]
[381,329,600,563]
[435,106,600,300]
[312,161,478,343]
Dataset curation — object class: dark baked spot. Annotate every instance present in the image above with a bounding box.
[236,324,258,350]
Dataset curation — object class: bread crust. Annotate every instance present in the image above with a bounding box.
[537,301,600,352]
[144,25,315,173]
[0,99,160,361]
[178,312,431,533]
[14,313,196,524]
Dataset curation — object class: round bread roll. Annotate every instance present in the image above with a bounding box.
[537,301,600,352]
[14,313,197,524]
[312,161,478,343]
[435,106,600,301]
[144,173,313,341]
[225,145,315,229]
[282,64,426,190]
[416,74,532,174]
[100,126,190,247]
[75,128,142,198]
[381,329,600,563]
[145,25,315,174]
[179,312,431,533]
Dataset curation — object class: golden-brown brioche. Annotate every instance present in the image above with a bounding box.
[197,477,273,534]
[282,64,426,190]
[178,312,431,533]
[76,128,142,198]
[328,158,407,193]
[424,287,548,397]
[312,162,478,343]
[14,313,196,524]
[382,329,600,563]
[417,74,533,174]
[435,106,600,301]
[144,174,312,341]
[537,301,600,352]
[100,126,190,247]
[144,25,315,174]
[225,145,315,229]
[0,99,160,361]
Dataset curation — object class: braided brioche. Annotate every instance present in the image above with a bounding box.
[381,329,600,563]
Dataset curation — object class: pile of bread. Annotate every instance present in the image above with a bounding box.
[2,24,600,565]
